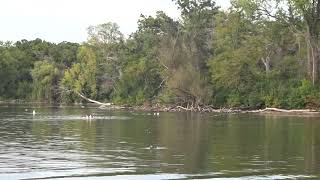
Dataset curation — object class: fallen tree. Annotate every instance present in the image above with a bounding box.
[164,105,319,114]
[251,108,317,113]
[74,91,112,106]
[60,87,112,107]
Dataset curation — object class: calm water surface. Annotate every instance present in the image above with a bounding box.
[0,104,320,180]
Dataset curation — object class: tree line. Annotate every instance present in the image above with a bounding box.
[1,0,320,109]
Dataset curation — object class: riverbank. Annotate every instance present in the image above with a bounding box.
[1,100,320,116]
[100,104,320,116]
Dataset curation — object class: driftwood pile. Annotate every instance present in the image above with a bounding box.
[166,106,318,114]
[144,106,319,114]
[98,104,320,114]
[250,108,318,114]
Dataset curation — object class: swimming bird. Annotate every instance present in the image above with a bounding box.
[149,144,158,150]
[32,110,36,116]
[89,115,94,120]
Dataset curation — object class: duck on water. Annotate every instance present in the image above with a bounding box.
[85,114,95,120]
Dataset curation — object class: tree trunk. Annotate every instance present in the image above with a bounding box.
[261,57,271,74]
[306,0,320,85]
[74,91,112,106]
[307,26,319,85]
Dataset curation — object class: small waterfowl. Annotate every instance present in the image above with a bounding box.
[85,114,95,121]
[149,144,158,150]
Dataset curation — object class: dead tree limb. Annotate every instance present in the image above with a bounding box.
[60,87,112,106]
[251,108,317,113]
[74,91,112,106]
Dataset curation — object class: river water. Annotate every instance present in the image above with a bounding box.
[0,104,319,179]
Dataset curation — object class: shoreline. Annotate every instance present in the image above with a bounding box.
[1,101,320,116]
[102,104,320,115]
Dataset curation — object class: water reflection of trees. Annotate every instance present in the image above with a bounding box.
[304,119,320,175]
[27,111,320,176]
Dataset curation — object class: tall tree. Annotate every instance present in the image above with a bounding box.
[156,0,218,107]
[235,0,320,84]
[31,60,60,102]
[291,0,320,85]
[60,46,97,102]
[87,22,124,99]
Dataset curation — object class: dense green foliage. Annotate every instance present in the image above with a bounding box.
[1,0,320,109]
